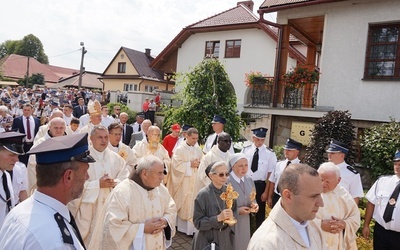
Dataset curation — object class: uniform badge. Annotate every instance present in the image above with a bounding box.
[389,198,396,205]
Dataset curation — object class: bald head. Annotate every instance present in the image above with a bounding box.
[48,117,66,137]
[50,110,64,120]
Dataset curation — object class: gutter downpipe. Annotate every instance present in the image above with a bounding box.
[257,14,284,147]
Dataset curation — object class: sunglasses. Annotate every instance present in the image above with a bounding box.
[213,172,230,177]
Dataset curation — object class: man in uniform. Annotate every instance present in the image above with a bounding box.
[241,127,277,229]
[131,112,145,133]
[168,128,203,235]
[316,162,360,249]
[203,115,234,154]
[0,133,95,249]
[267,138,302,208]
[248,164,325,250]
[89,155,177,250]
[363,150,400,249]
[326,139,363,204]
[0,132,25,228]
[69,125,128,246]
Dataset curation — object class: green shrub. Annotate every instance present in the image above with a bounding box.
[106,103,136,124]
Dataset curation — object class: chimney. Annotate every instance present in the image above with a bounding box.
[145,48,151,57]
[237,1,254,11]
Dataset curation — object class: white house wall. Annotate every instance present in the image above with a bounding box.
[278,0,400,122]
[176,28,277,112]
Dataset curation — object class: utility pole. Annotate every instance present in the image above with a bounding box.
[78,42,87,89]
[25,56,30,87]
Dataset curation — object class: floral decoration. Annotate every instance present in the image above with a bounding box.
[282,65,320,90]
[244,71,273,87]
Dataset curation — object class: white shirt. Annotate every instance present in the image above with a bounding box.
[11,162,28,203]
[242,144,277,181]
[0,190,84,249]
[63,114,74,127]
[336,161,364,198]
[366,175,400,232]
[269,158,300,194]
[0,171,15,228]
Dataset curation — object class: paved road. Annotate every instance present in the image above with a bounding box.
[170,231,193,250]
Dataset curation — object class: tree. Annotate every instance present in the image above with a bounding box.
[360,119,400,180]
[303,110,356,169]
[0,34,49,64]
[163,59,244,143]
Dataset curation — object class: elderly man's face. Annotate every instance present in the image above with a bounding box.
[119,114,128,124]
[49,120,66,137]
[142,162,164,188]
[319,171,341,193]
[91,129,109,152]
[90,114,102,125]
[289,174,324,222]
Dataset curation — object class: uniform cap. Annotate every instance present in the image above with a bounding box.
[27,133,95,165]
[326,139,349,154]
[18,100,26,105]
[284,138,302,150]
[136,112,145,119]
[0,132,25,154]
[181,124,193,132]
[252,127,268,138]
[393,150,400,162]
[211,115,226,125]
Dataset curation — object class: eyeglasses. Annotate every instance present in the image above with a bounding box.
[213,172,230,177]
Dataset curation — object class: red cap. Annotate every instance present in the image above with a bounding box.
[171,123,181,131]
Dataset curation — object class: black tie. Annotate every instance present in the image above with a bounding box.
[383,182,400,223]
[251,148,259,172]
[69,212,86,249]
[122,125,125,142]
[286,160,292,168]
[138,124,141,132]
[212,135,218,146]
[2,172,12,212]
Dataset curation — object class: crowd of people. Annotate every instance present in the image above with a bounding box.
[0,86,399,249]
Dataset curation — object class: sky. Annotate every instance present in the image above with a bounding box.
[1,0,274,73]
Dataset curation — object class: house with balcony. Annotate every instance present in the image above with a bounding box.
[150,0,306,121]
[243,0,400,148]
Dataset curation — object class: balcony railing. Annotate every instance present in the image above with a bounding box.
[283,82,318,109]
[249,81,318,109]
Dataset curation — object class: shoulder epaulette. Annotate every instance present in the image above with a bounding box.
[347,165,359,174]
[266,147,274,152]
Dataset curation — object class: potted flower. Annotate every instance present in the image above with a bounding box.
[282,65,319,91]
[244,71,273,88]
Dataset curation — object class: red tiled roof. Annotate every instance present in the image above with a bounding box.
[0,54,78,84]
[261,0,309,8]
[54,71,103,89]
[188,3,258,28]
[46,64,79,79]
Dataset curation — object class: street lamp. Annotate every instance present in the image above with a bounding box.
[78,42,87,89]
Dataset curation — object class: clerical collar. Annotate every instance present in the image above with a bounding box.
[131,172,154,191]
[288,213,310,247]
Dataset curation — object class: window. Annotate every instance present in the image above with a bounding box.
[205,41,220,58]
[364,23,400,79]
[225,40,241,58]
[123,83,138,91]
[118,62,126,73]
[145,85,158,92]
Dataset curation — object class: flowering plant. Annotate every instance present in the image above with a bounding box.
[282,65,319,90]
[244,71,273,87]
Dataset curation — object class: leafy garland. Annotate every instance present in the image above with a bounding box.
[244,71,273,87]
[282,65,319,90]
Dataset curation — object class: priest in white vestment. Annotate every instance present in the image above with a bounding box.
[107,122,136,174]
[133,125,171,183]
[193,132,232,196]
[168,128,203,235]
[69,125,129,246]
[89,155,177,250]
[315,162,360,249]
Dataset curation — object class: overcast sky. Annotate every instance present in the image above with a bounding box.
[1,0,274,73]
